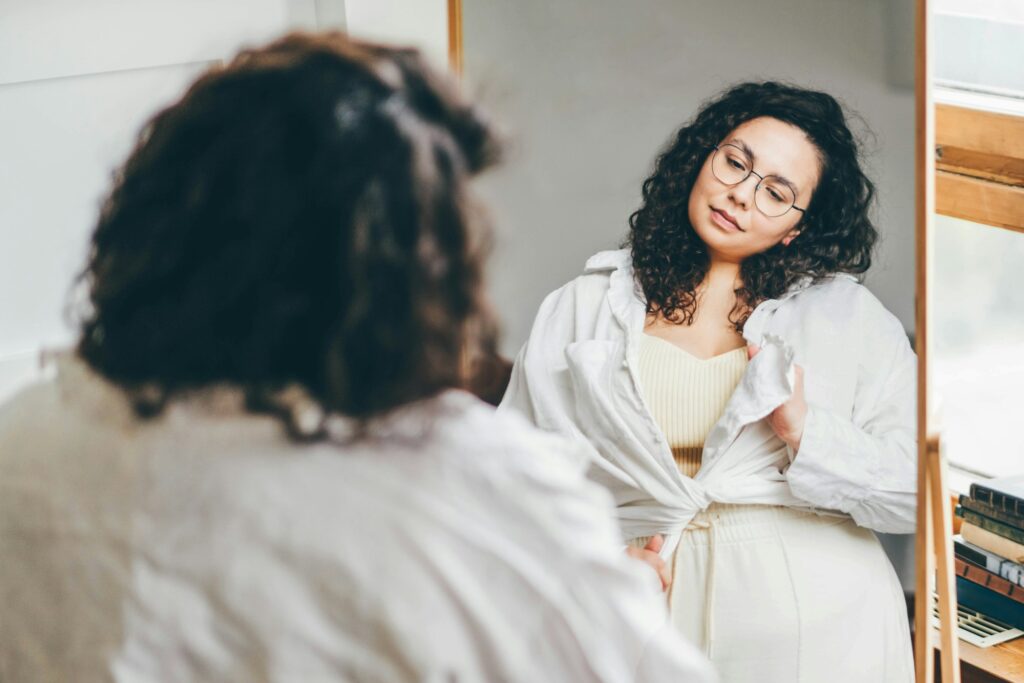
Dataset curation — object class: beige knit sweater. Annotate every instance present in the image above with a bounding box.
[636,334,748,478]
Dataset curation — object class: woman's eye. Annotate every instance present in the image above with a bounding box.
[728,158,746,171]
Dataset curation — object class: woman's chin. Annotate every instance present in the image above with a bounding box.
[695,224,739,247]
[694,229,756,262]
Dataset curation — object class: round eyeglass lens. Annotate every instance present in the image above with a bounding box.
[754,178,796,218]
[711,145,751,184]
[711,144,797,218]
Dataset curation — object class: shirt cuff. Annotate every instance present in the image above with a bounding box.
[784,405,861,511]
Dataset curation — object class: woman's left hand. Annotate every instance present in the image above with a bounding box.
[747,344,807,454]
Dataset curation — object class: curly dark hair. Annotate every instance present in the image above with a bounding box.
[75,32,501,435]
[626,81,877,330]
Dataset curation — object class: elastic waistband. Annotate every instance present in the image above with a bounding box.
[681,503,850,545]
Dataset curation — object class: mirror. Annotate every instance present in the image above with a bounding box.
[462,0,922,677]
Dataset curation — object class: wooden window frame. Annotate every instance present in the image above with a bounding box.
[936,104,1024,234]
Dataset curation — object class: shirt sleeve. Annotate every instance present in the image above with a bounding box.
[784,291,918,534]
[499,279,604,465]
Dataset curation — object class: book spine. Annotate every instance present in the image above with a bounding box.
[958,508,1024,545]
[956,577,1024,630]
[971,483,1024,516]
[954,538,990,565]
[960,522,1024,564]
[955,537,1024,587]
[958,495,1024,532]
[955,557,1024,604]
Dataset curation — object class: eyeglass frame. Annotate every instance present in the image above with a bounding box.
[710,144,807,218]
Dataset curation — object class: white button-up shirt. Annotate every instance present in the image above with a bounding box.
[0,355,714,683]
[500,248,917,556]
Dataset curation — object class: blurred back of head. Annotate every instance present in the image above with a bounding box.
[75,32,500,429]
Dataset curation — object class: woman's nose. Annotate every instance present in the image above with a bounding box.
[727,174,759,210]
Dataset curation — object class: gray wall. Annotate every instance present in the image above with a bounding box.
[463,0,915,357]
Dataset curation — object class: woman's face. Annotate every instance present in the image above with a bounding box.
[687,116,821,262]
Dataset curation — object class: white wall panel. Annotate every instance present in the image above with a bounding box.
[0,0,321,86]
[0,0,340,398]
[0,61,212,358]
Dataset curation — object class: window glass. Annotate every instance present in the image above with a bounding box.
[933,214,1024,478]
[935,1,1024,99]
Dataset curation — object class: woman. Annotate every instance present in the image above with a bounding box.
[0,33,714,682]
[501,82,916,682]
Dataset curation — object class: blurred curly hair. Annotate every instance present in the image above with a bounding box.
[626,81,877,330]
[75,32,500,434]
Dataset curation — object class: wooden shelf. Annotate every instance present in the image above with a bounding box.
[932,628,1024,682]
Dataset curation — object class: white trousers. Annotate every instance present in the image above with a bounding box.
[666,504,914,683]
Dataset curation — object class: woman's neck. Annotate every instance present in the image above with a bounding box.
[703,256,742,294]
[646,253,746,343]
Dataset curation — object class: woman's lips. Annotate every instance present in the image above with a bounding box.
[711,208,742,232]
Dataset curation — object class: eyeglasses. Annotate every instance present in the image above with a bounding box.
[710,144,806,218]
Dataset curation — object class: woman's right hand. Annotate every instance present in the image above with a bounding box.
[625,534,671,592]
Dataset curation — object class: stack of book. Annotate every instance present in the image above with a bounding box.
[954,475,1024,630]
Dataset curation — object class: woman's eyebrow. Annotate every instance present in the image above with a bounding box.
[730,138,757,162]
[730,137,802,196]
[773,174,800,196]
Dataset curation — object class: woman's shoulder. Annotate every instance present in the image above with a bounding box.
[524,248,632,340]
[437,391,592,473]
[790,275,910,346]
[581,248,631,275]
[542,248,629,302]
[0,354,138,450]
[400,393,620,539]
[796,274,892,317]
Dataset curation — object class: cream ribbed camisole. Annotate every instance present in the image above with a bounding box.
[636,334,748,478]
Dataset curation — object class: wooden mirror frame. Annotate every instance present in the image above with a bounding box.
[913,0,962,681]
[448,0,462,75]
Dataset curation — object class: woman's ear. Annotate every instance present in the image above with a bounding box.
[782,230,801,247]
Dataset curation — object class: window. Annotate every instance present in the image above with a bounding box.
[933,2,1024,484]
[933,215,1024,479]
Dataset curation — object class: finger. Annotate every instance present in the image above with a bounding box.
[641,550,665,569]
[644,534,664,553]
[640,552,671,591]
[746,343,761,360]
[632,550,667,591]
